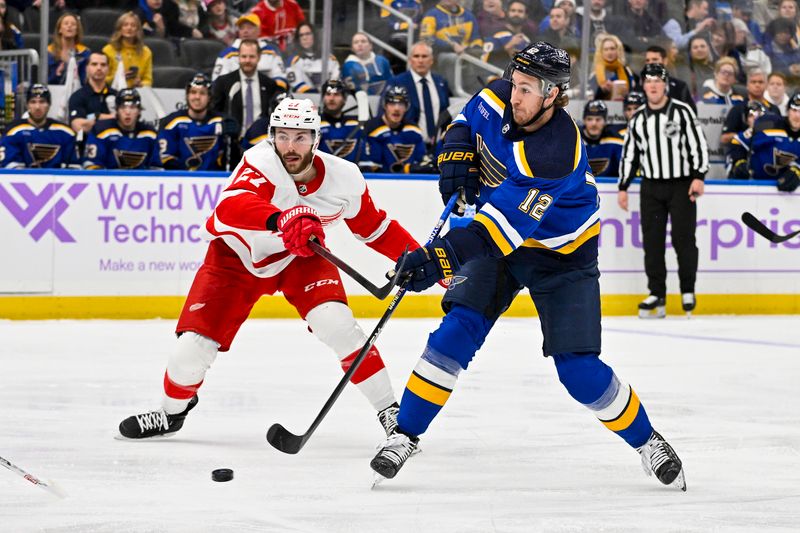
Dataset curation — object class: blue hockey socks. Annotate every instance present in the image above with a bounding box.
[553,353,653,449]
[397,305,492,436]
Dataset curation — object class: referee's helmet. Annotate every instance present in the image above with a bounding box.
[641,63,669,84]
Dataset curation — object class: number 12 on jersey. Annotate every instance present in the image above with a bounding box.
[518,188,553,220]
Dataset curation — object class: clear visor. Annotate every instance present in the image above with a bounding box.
[511,73,548,97]
[272,129,316,147]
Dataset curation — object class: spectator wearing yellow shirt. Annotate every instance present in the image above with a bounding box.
[103,12,153,89]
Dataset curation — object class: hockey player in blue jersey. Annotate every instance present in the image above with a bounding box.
[609,90,645,138]
[0,84,80,169]
[317,79,364,164]
[370,42,687,491]
[83,89,158,170]
[581,100,624,177]
[153,73,238,171]
[728,96,800,191]
[361,85,427,173]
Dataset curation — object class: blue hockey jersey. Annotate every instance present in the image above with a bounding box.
[419,3,482,53]
[446,79,600,257]
[153,110,229,171]
[728,114,800,180]
[83,118,158,170]
[362,116,426,172]
[241,117,270,152]
[581,126,624,177]
[0,119,79,169]
[319,112,364,164]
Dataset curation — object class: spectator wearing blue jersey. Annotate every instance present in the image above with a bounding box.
[482,1,537,70]
[763,17,800,78]
[341,32,393,95]
[371,42,687,492]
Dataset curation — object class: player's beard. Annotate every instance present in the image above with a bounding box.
[280,148,314,177]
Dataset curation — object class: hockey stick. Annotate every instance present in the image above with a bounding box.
[333,90,370,158]
[267,193,460,454]
[0,455,67,498]
[309,240,405,299]
[741,212,800,243]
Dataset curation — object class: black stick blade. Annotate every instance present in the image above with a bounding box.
[266,424,306,455]
[741,212,800,243]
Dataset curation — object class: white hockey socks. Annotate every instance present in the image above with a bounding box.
[306,302,396,411]
[162,332,219,415]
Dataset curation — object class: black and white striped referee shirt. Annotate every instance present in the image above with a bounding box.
[618,98,709,190]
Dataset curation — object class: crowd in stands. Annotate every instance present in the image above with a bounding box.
[0,0,797,188]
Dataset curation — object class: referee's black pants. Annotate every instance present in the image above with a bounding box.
[639,178,698,297]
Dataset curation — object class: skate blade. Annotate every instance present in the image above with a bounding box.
[685,311,692,319]
[671,469,687,492]
[371,472,386,490]
[638,308,666,319]
[113,431,180,441]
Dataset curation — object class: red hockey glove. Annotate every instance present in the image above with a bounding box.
[277,206,325,257]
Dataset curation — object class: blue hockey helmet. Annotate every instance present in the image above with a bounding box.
[27,83,51,104]
[624,91,646,108]
[383,85,410,106]
[583,100,608,120]
[505,41,571,95]
[116,88,142,108]
[321,79,349,96]
[186,73,212,93]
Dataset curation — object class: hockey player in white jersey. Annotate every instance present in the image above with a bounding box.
[118,98,420,440]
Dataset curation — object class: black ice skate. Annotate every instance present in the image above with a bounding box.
[377,402,399,437]
[370,430,419,486]
[638,295,666,319]
[681,293,696,318]
[638,430,686,491]
[118,395,198,439]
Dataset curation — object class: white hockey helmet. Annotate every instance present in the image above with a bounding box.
[269,98,322,169]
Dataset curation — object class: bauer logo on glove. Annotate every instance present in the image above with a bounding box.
[437,150,476,165]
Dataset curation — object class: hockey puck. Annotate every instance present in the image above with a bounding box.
[211,468,234,482]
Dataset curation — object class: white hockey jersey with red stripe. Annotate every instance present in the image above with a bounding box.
[203,141,418,278]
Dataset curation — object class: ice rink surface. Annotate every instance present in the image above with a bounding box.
[1,315,799,532]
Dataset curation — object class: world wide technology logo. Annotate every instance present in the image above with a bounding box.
[0,182,88,242]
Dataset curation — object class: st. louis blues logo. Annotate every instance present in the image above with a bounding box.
[113,149,148,169]
[387,143,416,164]
[325,138,358,158]
[764,148,797,176]
[184,136,218,170]
[26,143,61,167]
[588,157,611,176]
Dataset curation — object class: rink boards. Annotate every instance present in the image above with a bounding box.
[1,170,799,318]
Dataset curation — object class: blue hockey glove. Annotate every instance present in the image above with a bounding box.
[777,164,800,192]
[395,238,461,292]
[438,143,479,214]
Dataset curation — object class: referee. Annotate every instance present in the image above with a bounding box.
[617,63,709,318]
